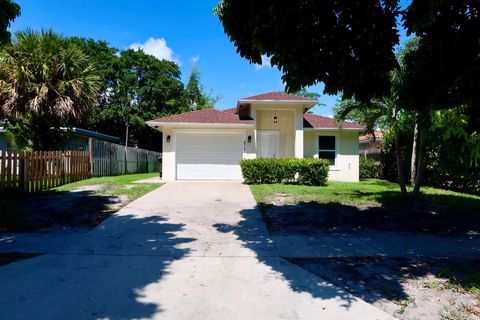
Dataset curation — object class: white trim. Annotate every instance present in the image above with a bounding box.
[314,133,340,171]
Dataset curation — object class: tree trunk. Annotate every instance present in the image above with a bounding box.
[412,127,425,197]
[394,128,408,198]
[410,113,420,186]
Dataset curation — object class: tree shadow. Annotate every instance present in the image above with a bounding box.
[261,198,480,236]
[0,189,127,232]
[0,213,196,319]
[214,202,480,313]
[214,207,361,310]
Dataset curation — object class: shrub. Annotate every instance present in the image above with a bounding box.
[240,158,329,186]
[297,159,330,186]
[359,157,377,180]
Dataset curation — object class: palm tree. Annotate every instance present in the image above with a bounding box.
[335,67,409,198]
[0,29,100,149]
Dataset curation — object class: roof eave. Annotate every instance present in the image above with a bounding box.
[237,99,317,107]
[304,127,366,132]
[147,121,255,129]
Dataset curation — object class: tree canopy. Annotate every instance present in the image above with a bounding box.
[216,0,480,115]
[215,0,400,100]
[67,38,218,151]
[0,0,20,47]
[0,30,100,150]
[185,66,220,110]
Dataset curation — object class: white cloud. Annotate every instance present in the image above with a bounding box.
[129,37,181,65]
[255,54,272,70]
[190,55,200,63]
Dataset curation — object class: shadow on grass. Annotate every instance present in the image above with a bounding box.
[260,193,480,236]
[1,213,195,319]
[0,189,129,232]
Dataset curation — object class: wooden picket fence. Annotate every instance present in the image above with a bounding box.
[0,150,90,193]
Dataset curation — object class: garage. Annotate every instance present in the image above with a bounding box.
[175,131,244,180]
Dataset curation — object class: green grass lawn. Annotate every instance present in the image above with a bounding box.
[0,173,162,232]
[250,179,480,212]
[53,172,161,201]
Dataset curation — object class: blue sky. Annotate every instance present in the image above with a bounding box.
[10,0,409,116]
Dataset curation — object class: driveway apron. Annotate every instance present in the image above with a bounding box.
[0,182,393,320]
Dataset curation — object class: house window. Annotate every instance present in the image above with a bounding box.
[318,136,336,166]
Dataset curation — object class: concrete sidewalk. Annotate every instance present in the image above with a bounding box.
[0,182,393,320]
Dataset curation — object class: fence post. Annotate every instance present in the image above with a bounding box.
[88,137,93,177]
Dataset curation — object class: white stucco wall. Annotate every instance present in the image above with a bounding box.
[304,130,360,182]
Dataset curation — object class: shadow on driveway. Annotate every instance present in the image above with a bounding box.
[0,213,195,320]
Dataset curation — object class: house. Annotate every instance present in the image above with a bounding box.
[0,120,120,151]
[147,92,364,182]
[359,132,384,164]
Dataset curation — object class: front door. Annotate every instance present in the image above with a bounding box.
[257,130,280,158]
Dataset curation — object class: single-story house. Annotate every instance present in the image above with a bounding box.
[0,120,119,151]
[359,132,384,164]
[147,92,364,182]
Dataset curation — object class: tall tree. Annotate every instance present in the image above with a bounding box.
[185,66,220,110]
[68,38,189,151]
[0,0,20,47]
[215,0,400,100]
[217,0,480,196]
[0,30,100,150]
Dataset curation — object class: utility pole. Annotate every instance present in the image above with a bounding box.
[124,114,129,174]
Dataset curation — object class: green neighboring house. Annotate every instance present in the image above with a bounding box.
[0,120,120,151]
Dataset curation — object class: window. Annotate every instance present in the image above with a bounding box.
[318,136,336,166]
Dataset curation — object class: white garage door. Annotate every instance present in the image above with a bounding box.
[176,132,244,180]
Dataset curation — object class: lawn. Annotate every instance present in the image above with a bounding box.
[0,173,162,232]
[250,179,480,212]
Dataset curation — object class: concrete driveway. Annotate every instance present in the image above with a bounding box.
[0,182,392,320]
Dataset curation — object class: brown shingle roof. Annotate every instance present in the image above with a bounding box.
[303,113,364,129]
[149,108,254,124]
[221,107,238,114]
[240,91,316,102]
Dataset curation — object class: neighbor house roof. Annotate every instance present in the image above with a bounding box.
[303,113,364,129]
[359,132,384,142]
[147,108,254,126]
[239,91,317,102]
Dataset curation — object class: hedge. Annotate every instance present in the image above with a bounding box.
[240,158,329,186]
[359,157,377,180]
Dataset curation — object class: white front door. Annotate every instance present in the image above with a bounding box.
[257,130,280,158]
[175,132,244,180]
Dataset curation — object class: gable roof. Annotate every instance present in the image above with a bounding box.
[240,91,317,102]
[303,113,364,129]
[148,108,254,125]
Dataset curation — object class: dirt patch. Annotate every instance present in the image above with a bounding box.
[291,257,480,320]
[261,201,480,236]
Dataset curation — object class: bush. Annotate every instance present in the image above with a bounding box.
[359,157,377,180]
[240,158,329,186]
[297,159,330,186]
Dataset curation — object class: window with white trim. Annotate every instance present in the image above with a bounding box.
[318,136,336,166]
